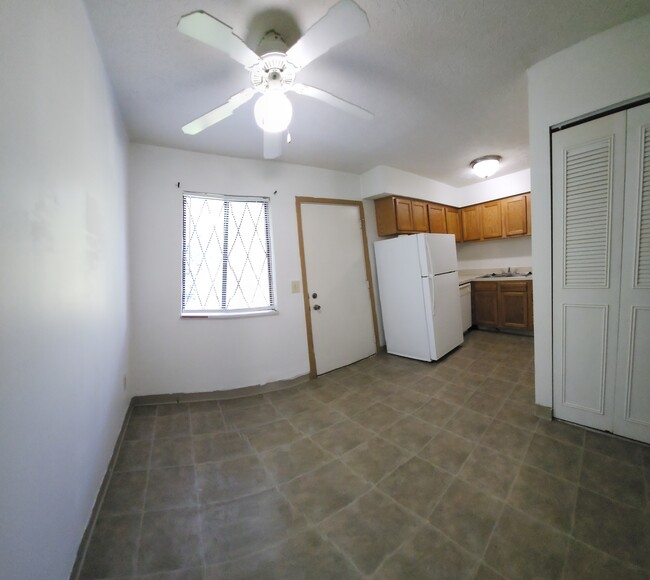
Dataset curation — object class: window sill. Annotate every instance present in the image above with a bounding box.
[181,309,278,320]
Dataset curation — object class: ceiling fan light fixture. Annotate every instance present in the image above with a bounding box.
[470,155,502,179]
[254,92,293,133]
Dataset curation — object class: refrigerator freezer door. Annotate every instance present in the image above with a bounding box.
[374,236,432,361]
[417,233,458,276]
[424,271,464,359]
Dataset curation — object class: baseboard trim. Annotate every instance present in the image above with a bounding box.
[70,403,133,579]
[130,374,311,407]
[535,404,553,421]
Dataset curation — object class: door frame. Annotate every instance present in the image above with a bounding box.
[295,197,380,378]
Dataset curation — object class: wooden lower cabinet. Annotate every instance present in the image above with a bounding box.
[498,282,529,329]
[471,282,499,326]
[472,280,533,330]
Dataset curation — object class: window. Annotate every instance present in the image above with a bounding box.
[182,193,275,316]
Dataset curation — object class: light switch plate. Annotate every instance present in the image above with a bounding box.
[291,280,301,294]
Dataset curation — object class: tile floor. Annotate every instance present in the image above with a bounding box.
[79,330,650,579]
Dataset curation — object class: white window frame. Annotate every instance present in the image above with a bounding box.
[181,191,276,318]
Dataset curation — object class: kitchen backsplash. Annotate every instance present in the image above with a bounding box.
[456,235,532,270]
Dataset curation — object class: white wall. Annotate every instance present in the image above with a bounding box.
[0,1,130,579]
[360,165,458,205]
[457,237,532,271]
[527,14,650,407]
[458,169,530,206]
[128,144,378,396]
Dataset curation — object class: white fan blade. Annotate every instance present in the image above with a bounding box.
[182,88,255,135]
[286,0,369,69]
[178,11,260,68]
[263,131,284,159]
[292,83,373,120]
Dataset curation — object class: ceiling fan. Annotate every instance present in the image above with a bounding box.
[177,0,374,159]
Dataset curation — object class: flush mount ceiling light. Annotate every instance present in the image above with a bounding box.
[470,155,502,179]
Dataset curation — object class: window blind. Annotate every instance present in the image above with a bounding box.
[182,193,274,313]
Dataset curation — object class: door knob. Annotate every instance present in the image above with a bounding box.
[313,304,321,311]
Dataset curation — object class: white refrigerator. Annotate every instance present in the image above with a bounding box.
[374,233,464,361]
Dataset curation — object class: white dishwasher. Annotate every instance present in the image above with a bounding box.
[459,283,472,332]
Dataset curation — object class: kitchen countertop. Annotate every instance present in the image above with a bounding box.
[458,270,533,285]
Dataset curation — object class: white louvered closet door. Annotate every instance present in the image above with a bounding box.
[614,102,650,443]
[552,112,627,431]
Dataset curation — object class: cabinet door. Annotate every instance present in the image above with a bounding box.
[526,193,532,235]
[428,204,447,234]
[498,282,529,329]
[395,198,414,231]
[462,206,481,241]
[503,195,528,236]
[374,197,398,236]
[445,208,462,242]
[471,282,498,326]
[481,200,503,239]
[411,200,429,232]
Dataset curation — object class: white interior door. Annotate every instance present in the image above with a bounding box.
[613,102,650,444]
[551,112,627,431]
[299,201,377,375]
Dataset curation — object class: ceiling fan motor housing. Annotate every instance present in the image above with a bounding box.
[250,31,298,94]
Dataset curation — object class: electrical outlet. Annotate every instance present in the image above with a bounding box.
[291,280,301,294]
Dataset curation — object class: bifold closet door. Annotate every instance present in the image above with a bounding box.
[551,112,626,432]
[613,102,650,444]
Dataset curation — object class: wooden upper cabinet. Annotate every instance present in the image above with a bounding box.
[462,206,481,241]
[375,196,429,235]
[526,192,532,235]
[375,197,398,235]
[427,204,447,234]
[395,197,414,231]
[481,200,503,239]
[445,207,462,242]
[503,194,528,237]
[375,192,531,241]
[411,200,429,232]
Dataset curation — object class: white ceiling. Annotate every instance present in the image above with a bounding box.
[84,0,650,187]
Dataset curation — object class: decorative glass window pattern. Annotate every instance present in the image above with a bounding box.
[182,193,274,315]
